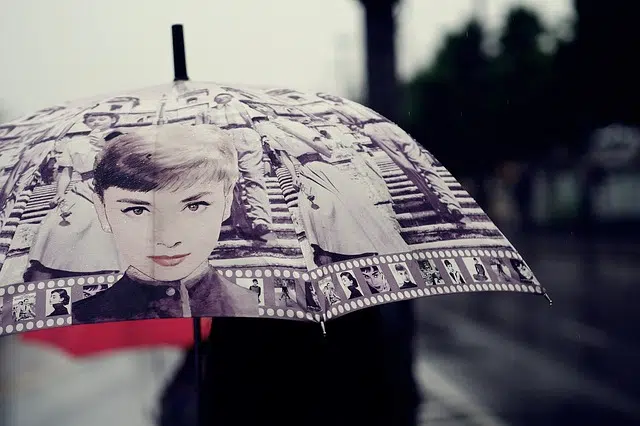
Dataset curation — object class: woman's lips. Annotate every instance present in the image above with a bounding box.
[148,254,190,267]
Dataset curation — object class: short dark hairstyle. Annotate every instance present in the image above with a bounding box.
[93,126,239,200]
[51,288,70,305]
[339,272,357,285]
[83,111,120,123]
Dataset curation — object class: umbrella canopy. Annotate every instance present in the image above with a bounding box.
[0,81,547,338]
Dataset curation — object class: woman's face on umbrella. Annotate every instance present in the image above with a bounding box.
[340,275,351,286]
[49,292,61,304]
[396,268,409,282]
[85,115,114,131]
[96,182,227,282]
[362,268,388,291]
[214,94,232,105]
[517,263,533,279]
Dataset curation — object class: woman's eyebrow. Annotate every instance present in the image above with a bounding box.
[181,192,212,203]
[116,198,152,206]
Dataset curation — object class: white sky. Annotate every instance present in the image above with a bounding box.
[0,0,572,120]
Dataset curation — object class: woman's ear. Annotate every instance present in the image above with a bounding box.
[222,190,233,221]
[92,193,112,233]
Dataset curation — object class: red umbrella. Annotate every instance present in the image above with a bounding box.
[21,317,211,356]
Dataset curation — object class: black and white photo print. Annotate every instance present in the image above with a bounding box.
[236,278,265,306]
[12,293,36,322]
[274,277,297,308]
[337,271,364,299]
[510,258,536,284]
[490,258,513,282]
[442,259,466,284]
[303,280,322,312]
[359,265,390,293]
[45,288,71,317]
[318,276,342,306]
[462,257,491,282]
[417,259,445,285]
[389,262,418,289]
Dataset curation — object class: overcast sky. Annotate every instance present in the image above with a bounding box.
[0,0,571,120]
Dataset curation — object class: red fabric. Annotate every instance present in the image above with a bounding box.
[20,318,212,357]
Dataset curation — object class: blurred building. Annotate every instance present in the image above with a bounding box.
[530,124,640,230]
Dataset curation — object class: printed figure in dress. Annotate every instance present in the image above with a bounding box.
[315,92,467,224]
[304,281,322,312]
[443,259,466,284]
[72,125,259,324]
[470,258,489,282]
[339,272,363,299]
[319,279,341,306]
[321,130,400,234]
[251,103,408,267]
[417,259,445,285]
[360,265,390,293]
[490,258,513,282]
[24,112,123,282]
[197,93,274,241]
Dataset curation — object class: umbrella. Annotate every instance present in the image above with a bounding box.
[0,24,551,422]
[0,24,550,337]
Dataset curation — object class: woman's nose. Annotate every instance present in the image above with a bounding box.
[154,215,182,248]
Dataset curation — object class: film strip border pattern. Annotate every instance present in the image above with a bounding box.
[0,247,543,336]
[293,247,542,322]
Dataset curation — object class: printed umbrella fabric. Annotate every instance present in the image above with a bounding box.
[0,82,547,337]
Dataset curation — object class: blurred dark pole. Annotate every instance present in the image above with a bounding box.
[359,0,400,121]
[358,7,418,425]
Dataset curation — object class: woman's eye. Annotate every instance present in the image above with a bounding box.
[185,201,210,212]
[122,206,149,216]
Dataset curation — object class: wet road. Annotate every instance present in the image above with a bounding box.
[414,231,640,425]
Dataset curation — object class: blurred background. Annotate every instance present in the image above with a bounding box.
[1,0,639,425]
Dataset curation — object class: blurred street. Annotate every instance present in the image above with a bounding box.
[415,231,640,425]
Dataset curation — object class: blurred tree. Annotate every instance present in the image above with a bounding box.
[402,1,639,174]
[401,19,492,179]
[571,0,639,134]
[492,7,554,162]
[401,6,558,180]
